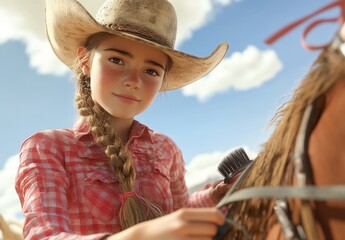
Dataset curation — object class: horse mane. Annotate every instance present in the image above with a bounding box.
[224,48,345,239]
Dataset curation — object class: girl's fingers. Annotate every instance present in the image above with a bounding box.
[122,208,227,240]
[175,208,225,226]
[182,222,218,236]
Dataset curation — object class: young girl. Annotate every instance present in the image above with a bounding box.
[15,0,231,239]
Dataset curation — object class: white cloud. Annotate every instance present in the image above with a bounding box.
[171,0,239,46]
[0,155,23,223]
[185,146,257,193]
[0,0,234,77]
[182,45,283,102]
[0,1,68,76]
[171,0,213,46]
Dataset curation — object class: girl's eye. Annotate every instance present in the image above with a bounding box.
[146,69,160,76]
[109,57,123,64]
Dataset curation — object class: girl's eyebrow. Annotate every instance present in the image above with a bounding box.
[103,48,165,70]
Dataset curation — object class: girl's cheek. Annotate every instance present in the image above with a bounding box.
[99,68,120,85]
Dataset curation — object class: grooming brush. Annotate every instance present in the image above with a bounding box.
[212,148,253,240]
[217,147,252,184]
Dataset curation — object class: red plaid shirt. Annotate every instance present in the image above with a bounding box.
[15,119,216,240]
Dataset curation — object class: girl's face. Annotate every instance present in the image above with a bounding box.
[80,35,168,120]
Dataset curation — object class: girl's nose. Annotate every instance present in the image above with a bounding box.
[123,71,141,89]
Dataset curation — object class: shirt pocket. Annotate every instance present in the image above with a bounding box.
[135,161,173,213]
[83,169,121,223]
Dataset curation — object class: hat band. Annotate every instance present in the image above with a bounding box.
[104,23,173,48]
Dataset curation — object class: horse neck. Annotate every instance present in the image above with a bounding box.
[308,77,345,185]
[303,77,345,239]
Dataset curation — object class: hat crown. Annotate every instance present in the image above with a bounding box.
[96,0,177,48]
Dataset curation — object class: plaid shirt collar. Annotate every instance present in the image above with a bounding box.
[73,117,153,141]
[72,118,154,158]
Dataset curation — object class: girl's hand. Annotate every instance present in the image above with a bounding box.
[211,175,240,203]
[107,208,225,240]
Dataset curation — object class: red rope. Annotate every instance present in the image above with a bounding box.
[265,0,345,50]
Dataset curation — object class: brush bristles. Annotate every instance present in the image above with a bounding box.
[218,147,251,183]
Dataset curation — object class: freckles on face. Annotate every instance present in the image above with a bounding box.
[87,36,169,120]
[88,52,114,107]
[90,53,115,92]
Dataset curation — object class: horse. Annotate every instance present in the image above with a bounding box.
[216,1,345,239]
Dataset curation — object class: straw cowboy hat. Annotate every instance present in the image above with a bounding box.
[45,0,229,91]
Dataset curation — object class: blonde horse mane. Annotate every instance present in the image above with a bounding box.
[0,214,23,240]
[224,47,345,239]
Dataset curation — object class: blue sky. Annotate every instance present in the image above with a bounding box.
[0,0,339,222]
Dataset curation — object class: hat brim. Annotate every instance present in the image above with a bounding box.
[45,0,229,91]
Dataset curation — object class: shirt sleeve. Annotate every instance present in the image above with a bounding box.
[15,131,110,240]
[169,141,216,210]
